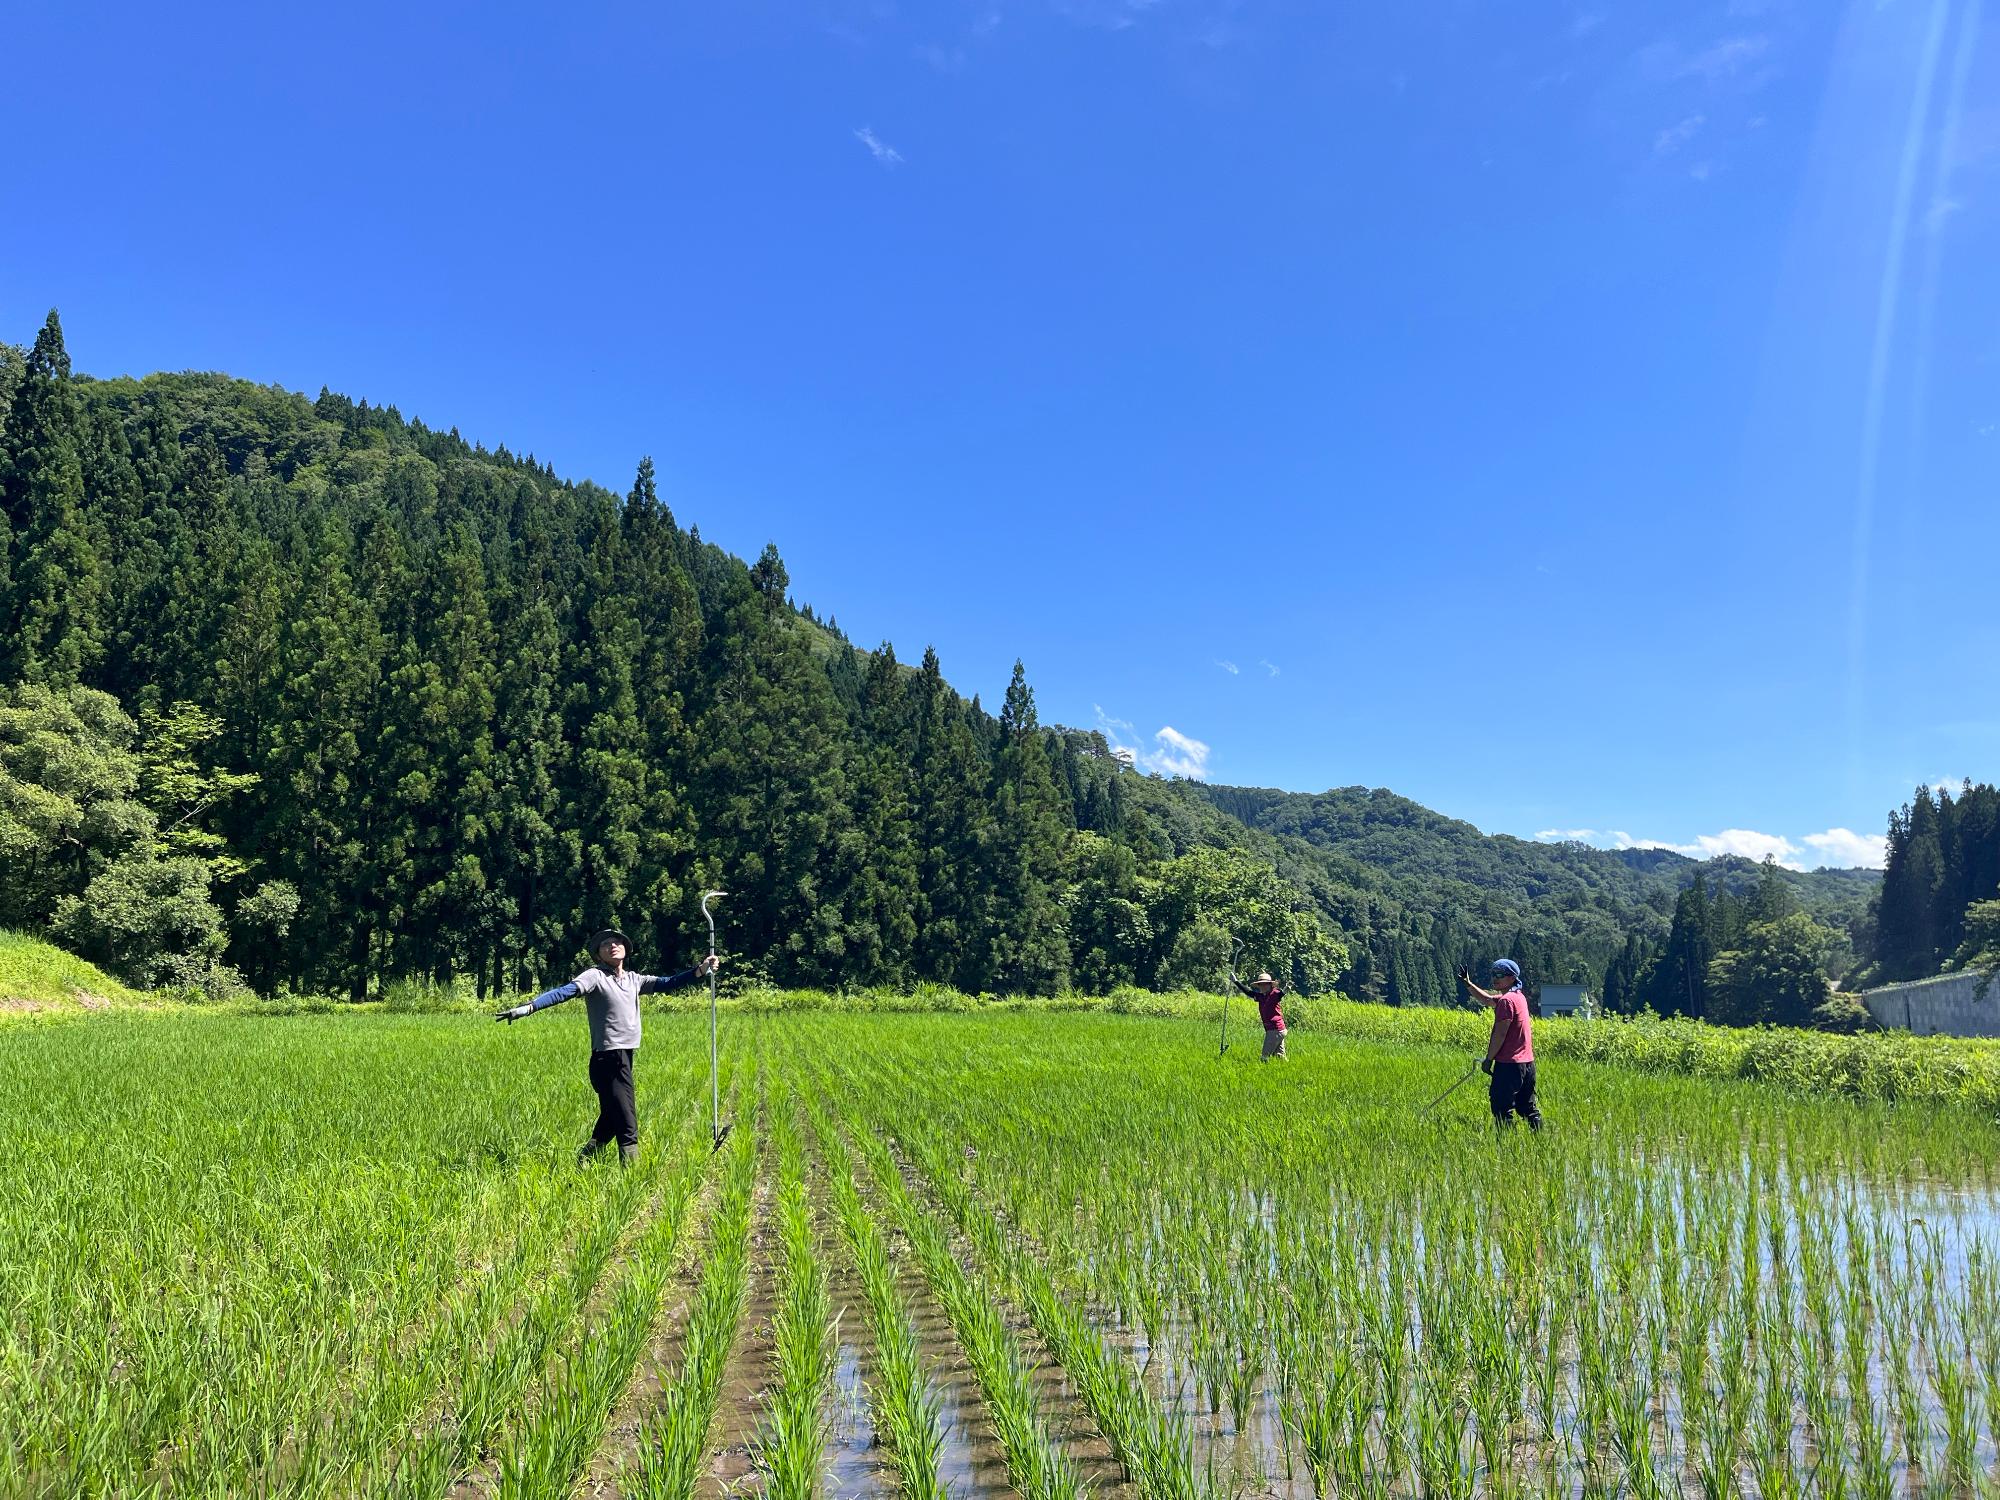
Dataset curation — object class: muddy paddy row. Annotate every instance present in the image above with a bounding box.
[4,1007,1999,1498]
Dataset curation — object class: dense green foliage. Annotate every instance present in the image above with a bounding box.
[1596,861,1866,1028]
[0,308,1892,1011]
[1868,779,2000,981]
[0,310,1355,999]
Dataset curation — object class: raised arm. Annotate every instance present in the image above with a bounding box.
[638,954,721,994]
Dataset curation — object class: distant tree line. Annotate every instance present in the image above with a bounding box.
[0,311,1346,999]
[1594,782,2000,1027]
[1597,863,1853,1027]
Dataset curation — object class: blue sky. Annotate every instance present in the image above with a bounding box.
[4,1,1996,869]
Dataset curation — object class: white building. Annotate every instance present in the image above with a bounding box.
[1538,983,1594,1019]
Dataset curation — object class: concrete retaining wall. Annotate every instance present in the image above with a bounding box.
[1861,970,2000,1037]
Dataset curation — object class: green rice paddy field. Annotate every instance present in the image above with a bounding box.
[5,1007,1999,1499]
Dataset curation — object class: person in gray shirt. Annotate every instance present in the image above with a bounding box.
[496,928,720,1164]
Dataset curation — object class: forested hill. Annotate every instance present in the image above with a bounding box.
[1197,783,1876,930]
[1172,781,1880,1006]
[0,310,1355,1001]
[0,310,1899,1009]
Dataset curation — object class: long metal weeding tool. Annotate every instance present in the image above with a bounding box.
[702,890,731,1151]
[1418,1062,1482,1118]
[1222,936,1244,1057]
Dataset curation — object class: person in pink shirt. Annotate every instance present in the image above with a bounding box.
[1232,970,1287,1060]
[1458,959,1543,1130]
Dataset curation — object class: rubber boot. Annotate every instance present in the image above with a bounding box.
[619,1143,639,1168]
[576,1138,609,1166]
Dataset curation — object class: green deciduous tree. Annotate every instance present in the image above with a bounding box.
[0,684,153,928]
[1706,912,1838,1028]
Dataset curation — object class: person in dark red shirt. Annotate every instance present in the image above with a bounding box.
[1458,959,1543,1129]
[1233,970,1287,1060]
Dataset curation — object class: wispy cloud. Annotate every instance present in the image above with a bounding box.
[1678,34,1770,82]
[1925,196,1965,233]
[915,43,965,72]
[1053,0,1164,31]
[1216,659,1240,675]
[1570,12,1604,39]
[1534,824,1887,871]
[1259,659,1280,677]
[1654,113,1706,156]
[853,126,905,166]
[1635,32,1775,95]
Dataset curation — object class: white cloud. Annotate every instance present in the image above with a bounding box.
[1654,113,1706,155]
[1689,160,1714,181]
[1537,822,1896,871]
[1259,659,1280,677]
[1801,829,1888,869]
[1216,659,1240,675]
[1677,829,1804,867]
[1094,710,1213,779]
[853,126,905,166]
[1571,12,1604,39]
[1679,34,1770,82]
[1146,726,1211,780]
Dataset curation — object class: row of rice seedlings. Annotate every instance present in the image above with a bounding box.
[839,1106,1085,1500]
[371,1132,675,1499]
[757,1089,837,1500]
[890,1123,1210,1500]
[629,1112,760,1500]
[786,1012,2000,1498]
[492,1121,716,1498]
[810,1104,951,1500]
[293,1126,666,1497]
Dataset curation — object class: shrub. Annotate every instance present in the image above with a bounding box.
[50,851,227,991]
[381,975,482,1013]
[1810,994,1874,1034]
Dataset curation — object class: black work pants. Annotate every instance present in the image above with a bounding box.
[1489,1060,1542,1129]
[587,1048,638,1148]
